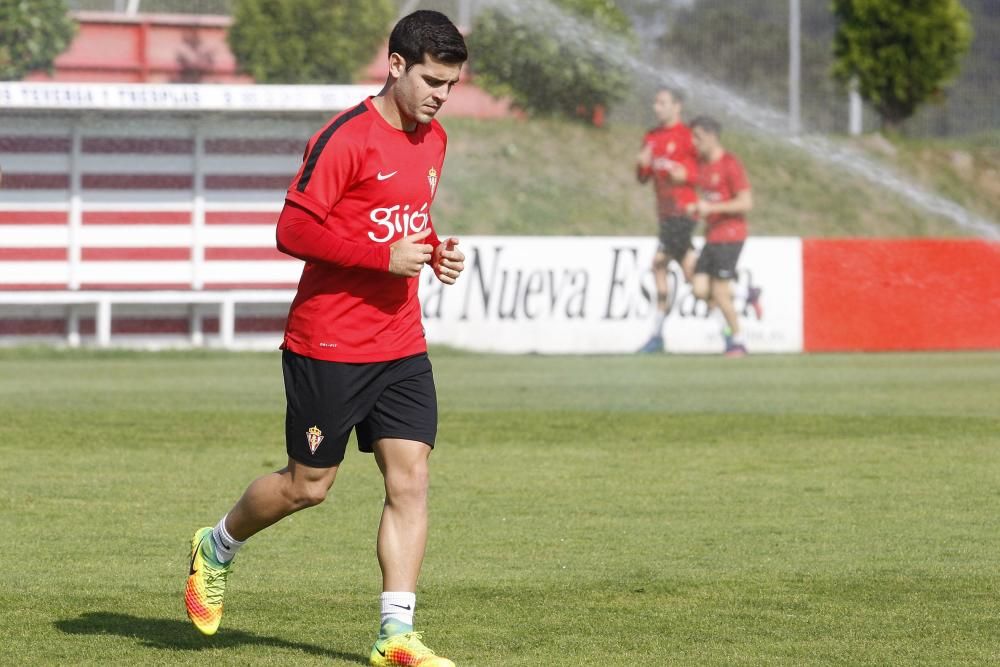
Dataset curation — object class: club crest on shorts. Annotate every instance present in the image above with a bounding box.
[306,425,324,455]
[427,166,438,196]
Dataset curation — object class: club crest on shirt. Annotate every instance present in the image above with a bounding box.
[667,141,676,155]
[306,425,324,454]
[427,167,438,196]
[711,173,720,186]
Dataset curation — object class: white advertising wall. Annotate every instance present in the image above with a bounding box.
[420,236,803,354]
[1,211,804,352]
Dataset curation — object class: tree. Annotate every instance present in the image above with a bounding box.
[0,0,76,81]
[227,0,393,84]
[468,0,634,123]
[832,0,972,132]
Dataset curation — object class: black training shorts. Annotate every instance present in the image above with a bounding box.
[282,350,438,468]
[694,241,744,280]
[657,216,697,261]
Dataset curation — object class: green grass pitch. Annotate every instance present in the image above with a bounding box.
[1,348,998,665]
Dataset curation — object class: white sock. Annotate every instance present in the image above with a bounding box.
[731,332,745,345]
[651,310,667,337]
[211,514,245,563]
[380,591,416,628]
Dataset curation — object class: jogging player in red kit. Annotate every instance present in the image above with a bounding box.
[184,11,467,667]
[689,115,759,357]
[636,87,699,353]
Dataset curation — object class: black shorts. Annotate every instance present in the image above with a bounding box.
[695,241,744,280]
[657,216,696,260]
[282,350,438,468]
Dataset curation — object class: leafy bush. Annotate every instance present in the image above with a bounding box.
[468,0,634,122]
[228,0,393,84]
[0,0,76,81]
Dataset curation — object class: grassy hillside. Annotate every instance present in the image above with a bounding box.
[867,131,1000,229]
[434,117,999,238]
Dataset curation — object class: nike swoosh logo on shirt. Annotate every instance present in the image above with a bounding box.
[377,171,398,181]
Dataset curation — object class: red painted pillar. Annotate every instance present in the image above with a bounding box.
[138,20,150,82]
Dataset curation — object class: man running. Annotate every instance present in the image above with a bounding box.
[636,87,699,353]
[689,115,756,357]
[184,11,467,666]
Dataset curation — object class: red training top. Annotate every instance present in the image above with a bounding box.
[637,122,699,220]
[697,151,750,244]
[278,97,445,362]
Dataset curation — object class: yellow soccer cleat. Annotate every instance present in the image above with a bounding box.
[370,631,455,667]
[184,526,231,636]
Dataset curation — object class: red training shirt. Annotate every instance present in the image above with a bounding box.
[697,151,750,244]
[637,122,699,220]
[279,96,445,362]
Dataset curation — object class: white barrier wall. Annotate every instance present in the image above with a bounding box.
[0,234,802,354]
[0,111,317,290]
[420,236,802,354]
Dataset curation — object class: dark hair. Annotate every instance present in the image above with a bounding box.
[658,86,685,104]
[389,10,468,69]
[690,115,722,136]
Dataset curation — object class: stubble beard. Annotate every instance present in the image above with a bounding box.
[413,104,438,125]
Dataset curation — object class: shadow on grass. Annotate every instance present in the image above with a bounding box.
[55,612,368,664]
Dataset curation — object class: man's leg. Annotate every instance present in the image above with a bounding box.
[691,271,711,302]
[369,438,454,666]
[712,278,746,356]
[653,249,671,318]
[185,459,339,636]
[639,250,671,352]
[693,271,730,345]
[226,459,340,541]
[374,438,430,595]
[679,247,697,284]
[712,278,739,335]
